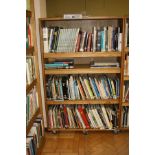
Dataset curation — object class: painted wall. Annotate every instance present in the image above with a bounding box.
[46,0,129,17]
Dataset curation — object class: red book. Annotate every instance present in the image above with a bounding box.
[63,105,69,128]
[75,33,81,52]
[78,106,90,128]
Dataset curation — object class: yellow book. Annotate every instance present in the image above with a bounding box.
[84,78,94,99]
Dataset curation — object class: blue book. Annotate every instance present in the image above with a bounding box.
[45,63,68,68]
[91,78,100,98]
[59,78,64,100]
[101,78,109,98]
[107,78,113,98]
[101,30,105,51]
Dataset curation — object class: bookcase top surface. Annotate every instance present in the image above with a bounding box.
[39,16,124,21]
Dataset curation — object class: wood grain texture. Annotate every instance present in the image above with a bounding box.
[26,78,37,94]
[44,52,121,58]
[41,132,129,155]
[46,99,119,105]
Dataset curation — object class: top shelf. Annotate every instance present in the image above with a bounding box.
[40,16,124,21]
[44,51,121,58]
[26,10,31,17]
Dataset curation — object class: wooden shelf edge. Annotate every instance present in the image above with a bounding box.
[122,101,129,106]
[44,52,122,58]
[26,46,34,55]
[26,10,31,17]
[26,79,37,94]
[124,75,129,81]
[120,127,129,131]
[47,128,114,132]
[39,16,124,21]
[26,108,40,135]
[45,68,121,75]
[46,99,119,105]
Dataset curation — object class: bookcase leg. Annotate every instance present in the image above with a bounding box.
[83,130,88,135]
[113,129,120,134]
[52,130,57,134]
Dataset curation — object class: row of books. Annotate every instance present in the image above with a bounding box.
[121,106,129,128]
[123,81,129,102]
[26,115,44,155]
[46,75,120,100]
[125,22,129,48]
[45,59,74,69]
[124,55,129,76]
[26,86,39,126]
[26,16,33,48]
[43,26,122,53]
[48,104,118,130]
[26,56,36,85]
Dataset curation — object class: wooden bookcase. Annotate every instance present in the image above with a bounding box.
[39,16,129,132]
[26,0,45,154]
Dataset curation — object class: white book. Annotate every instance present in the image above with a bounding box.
[76,108,86,128]
[80,32,86,52]
[48,29,53,52]
[93,27,96,52]
[43,27,49,53]
[101,105,112,129]
[99,80,108,99]
[92,108,101,128]
[89,108,97,128]
[67,107,72,128]
[94,108,105,129]
[118,33,122,51]
[87,110,95,128]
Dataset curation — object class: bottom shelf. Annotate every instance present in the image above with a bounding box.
[47,128,115,132]
[120,127,129,131]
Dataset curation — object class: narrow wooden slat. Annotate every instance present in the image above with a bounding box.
[45,67,120,75]
[124,47,129,52]
[46,99,119,105]
[26,108,40,135]
[26,79,37,94]
[26,10,31,17]
[120,127,129,131]
[122,102,129,106]
[26,46,34,55]
[44,52,121,58]
[40,16,123,21]
[124,75,129,81]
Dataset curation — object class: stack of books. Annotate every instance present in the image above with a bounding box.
[26,115,44,155]
[26,86,39,126]
[45,59,74,69]
[46,75,120,100]
[48,104,118,130]
[121,106,129,128]
[26,56,36,85]
[42,26,122,53]
[90,62,120,68]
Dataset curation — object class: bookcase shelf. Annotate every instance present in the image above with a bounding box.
[47,128,114,132]
[124,75,129,81]
[26,108,40,135]
[120,127,129,131]
[122,101,129,106]
[26,46,34,55]
[45,67,121,75]
[26,10,31,17]
[46,99,119,105]
[44,51,122,58]
[26,78,37,94]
